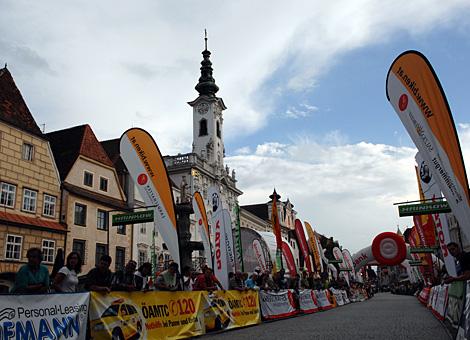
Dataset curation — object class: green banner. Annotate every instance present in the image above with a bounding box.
[410,247,437,253]
[328,259,343,264]
[409,260,423,266]
[398,201,451,217]
[112,210,154,225]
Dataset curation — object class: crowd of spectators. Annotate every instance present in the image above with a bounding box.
[9,247,377,299]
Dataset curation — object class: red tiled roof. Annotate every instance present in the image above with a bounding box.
[0,211,66,232]
[47,124,114,180]
[0,67,43,138]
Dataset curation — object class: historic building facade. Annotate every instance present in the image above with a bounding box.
[47,125,132,273]
[0,67,66,290]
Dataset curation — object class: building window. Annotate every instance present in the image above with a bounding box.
[5,234,22,260]
[216,121,221,138]
[140,224,146,234]
[138,250,147,267]
[83,171,93,187]
[115,247,125,271]
[117,224,126,235]
[97,209,108,230]
[199,119,208,136]
[43,194,56,217]
[72,239,86,264]
[22,143,34,161]
[95,243,108,266]
[22,188,37,212]
[99,177,108,192]
[0,182,16,208]
[74,203,87,226]
[42,239,55,263]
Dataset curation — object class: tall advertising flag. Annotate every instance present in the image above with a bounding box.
[416,152,457,276]
[305,221,323,272]
[192,191,212,269]
[386,50,470,243]
[234,203,244,272]
[208,185,234,289]
[270,190,283,269]
[295,219,313,273]
[120,128,179,265]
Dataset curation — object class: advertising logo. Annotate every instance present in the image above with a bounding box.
[137,173,148,185]
[419,161,432,184]
[399,94,408,111]
[211,193,220,213]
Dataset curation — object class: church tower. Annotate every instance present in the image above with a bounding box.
[188,33,226,170]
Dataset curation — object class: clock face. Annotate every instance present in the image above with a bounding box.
[197,103,209,115]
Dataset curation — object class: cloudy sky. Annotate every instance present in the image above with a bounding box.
[2,1,470,252]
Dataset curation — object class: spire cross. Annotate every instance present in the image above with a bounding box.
[204,29,208,50]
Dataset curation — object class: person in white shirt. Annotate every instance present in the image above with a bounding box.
[53,252,82,293]
[182,266,194,291]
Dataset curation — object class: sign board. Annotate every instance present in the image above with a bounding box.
[409,260,423,266]
[112,210,154,226]
[328,259,343,264]
[410,247,437,253]
[398,201,451,217]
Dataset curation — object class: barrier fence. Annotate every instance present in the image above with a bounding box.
[0,288,362,339]
[418,280,470,339]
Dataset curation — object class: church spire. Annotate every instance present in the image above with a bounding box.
[195,30,219,96]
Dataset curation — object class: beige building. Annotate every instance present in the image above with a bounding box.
[0,67,66,290]
[47,125,131,273]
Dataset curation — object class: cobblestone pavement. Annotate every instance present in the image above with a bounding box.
[206,293,451,340]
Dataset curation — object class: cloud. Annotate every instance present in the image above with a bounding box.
[226,134,418,252]
[0,1,469,151]
[284,103,319,119]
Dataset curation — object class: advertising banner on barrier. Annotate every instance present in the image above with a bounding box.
[0,292,90,340]
[331,288,345,306]
[314,290,333,310]
[89,291,205,339]
[447,281,465,328]
[299,290,319,314]
[259,290,298,320]
[204,290,260,332]
[432,285,448,321]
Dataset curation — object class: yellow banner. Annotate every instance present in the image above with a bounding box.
[304,221,321,272]
[204,290,261,332]
[89,291,206,339]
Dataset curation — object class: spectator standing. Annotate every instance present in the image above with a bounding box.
[444,242,470,284]
[193,267,220,291]
[182,266,194,291]
[112,260,143,291]
[85,255,113,293]
[245,273,258,289]
[156,262,180,291]
[135,262,152,291]
[12,248,49,294]
[229,272,246,291]
[53,252,82,293]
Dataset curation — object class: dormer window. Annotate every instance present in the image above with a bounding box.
[199,119,208,136]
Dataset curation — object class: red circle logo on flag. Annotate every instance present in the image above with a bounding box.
[137,173,148,185]
[198,219,203,226]
[398,94,408,111]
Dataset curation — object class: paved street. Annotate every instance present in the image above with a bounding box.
[207,293,450,340]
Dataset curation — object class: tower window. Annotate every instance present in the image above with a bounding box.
[199,119,208,136]
[216,121,221,138]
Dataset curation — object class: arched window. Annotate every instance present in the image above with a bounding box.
[199,119,208,136]
[216,120,221,138]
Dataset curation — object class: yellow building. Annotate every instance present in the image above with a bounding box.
[0,67,66,291]
[47,125,131,274]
